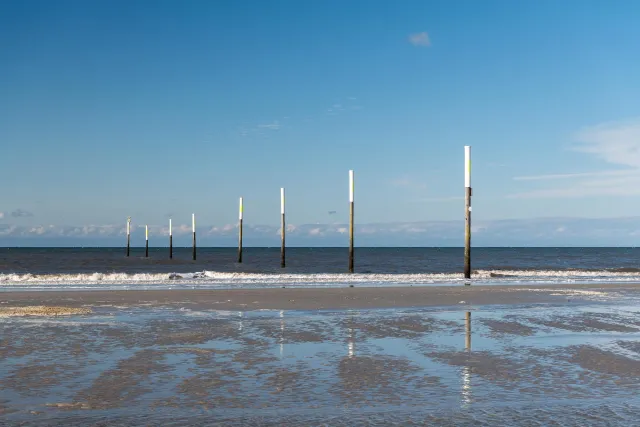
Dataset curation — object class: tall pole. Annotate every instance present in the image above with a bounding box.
[349,170,355,273]
[169,218,173,259]
[281,188,285,268]
[126,217,131,257]
[192,213,196,261]
[238,197,244,263]
[145,225,149,257]
[464,145,472,279]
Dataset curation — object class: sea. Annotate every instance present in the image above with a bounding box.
[2,246,640,290]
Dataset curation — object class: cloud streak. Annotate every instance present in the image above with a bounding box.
[573,118,640,167]
[510,118,640,199]
[258,121,281,131]
[391,175,427,190]
[11,209,34,218]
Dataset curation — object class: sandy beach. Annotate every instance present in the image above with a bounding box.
[2,282,638,311]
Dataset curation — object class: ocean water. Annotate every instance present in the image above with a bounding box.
[2,247,640,290]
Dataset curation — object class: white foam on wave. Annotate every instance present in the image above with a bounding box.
[1,269,640,290]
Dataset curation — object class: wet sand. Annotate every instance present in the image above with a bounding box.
[1,282,638,311]
[0,306,91,317]
[3,284,640,425]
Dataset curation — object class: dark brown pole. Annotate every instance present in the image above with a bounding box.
[145,225,149,258]
[192,213,196,261]
[349,170,354,273]
[465,311,471,351]
[464,146,472,280]
[281,188,285,268]
[238,197,243,263]
[126,217,131,257]
[169,219,173,259]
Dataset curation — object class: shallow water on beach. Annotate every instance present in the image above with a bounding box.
[2,301,640,425]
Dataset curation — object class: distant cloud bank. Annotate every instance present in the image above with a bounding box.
[2,217,640,246]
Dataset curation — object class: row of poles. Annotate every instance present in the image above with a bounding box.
[125,169,357,272]
[125,146,473,277]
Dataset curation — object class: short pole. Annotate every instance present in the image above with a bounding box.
[169,218,173,259]
[349,170,355,273]
[464,146,472,279]
[145,225,149,257]
[465,311,471,351]
[192,213,196,261]
[238,197,243,263]
[280,188,285,268]
[126,217,131,257]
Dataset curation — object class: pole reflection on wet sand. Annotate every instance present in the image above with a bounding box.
[465,311,471,351]
[348,330,355,358]
[280,310,285,357]
[461,311,472,407]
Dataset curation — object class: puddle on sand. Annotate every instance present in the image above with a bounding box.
[2,302,640,425]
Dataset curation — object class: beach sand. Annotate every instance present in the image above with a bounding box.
[1,282,636,311]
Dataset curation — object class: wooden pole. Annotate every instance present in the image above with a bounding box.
[145,225,149,257]
[169,218,173,259]
[126,217,131,257]
[464,145,472,279]
[349,170,355,273]
[280,188,285,268]
[238,197,243,263]
[192,213,196,261]
[465,311,471,351]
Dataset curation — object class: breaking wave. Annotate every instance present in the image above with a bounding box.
[2,269,640,290]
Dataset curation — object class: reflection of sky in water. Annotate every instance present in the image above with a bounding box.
[2,302,640,424]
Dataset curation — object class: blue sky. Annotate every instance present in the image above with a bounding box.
[2,0,640,245]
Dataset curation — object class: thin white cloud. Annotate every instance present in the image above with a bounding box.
[11,208,33,218]
[409,32,431,47]
[414,196,463,202]
[573,118,640,167]
[513,170,635,181]
[391,175,427,190]
[0,212,4,219]
[258,121,281,131]
[510,118,640,199]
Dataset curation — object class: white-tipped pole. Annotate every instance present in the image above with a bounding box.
[464,145,471,188]
[145,225,149,257]
[238,197,244,263]
[349,170,354,203]
[192,213,196,261]
[280,188,285,215]
[280,188,285,268]
[126,217,131,257]
[169,218,173,259]
[464,145,472,280]
[349,170,355,273]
